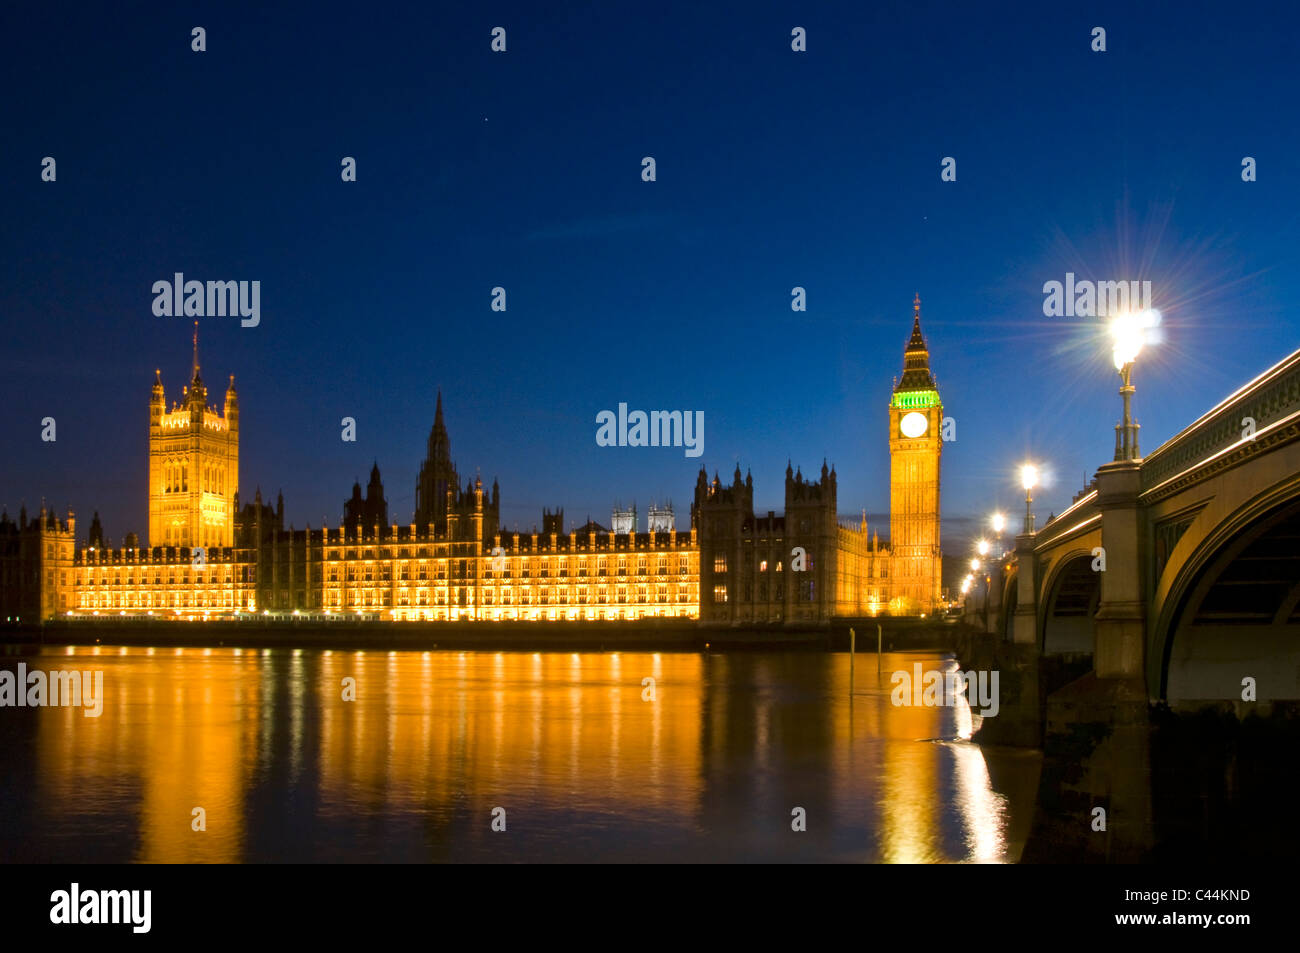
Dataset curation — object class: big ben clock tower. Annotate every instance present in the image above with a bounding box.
[888,294,943,614]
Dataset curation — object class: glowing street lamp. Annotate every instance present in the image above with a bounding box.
[977,539,990,556]
[991,512,1005,534]
[1021,463,1038,534]
[1109,308,1160,461]
[970,557,981,571]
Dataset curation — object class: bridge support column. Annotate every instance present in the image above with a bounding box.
[1023,459,1154,860]
[1011,532,1038,644]
[1093,460,1146,679]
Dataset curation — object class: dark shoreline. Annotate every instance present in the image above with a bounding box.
[0,618,968,653]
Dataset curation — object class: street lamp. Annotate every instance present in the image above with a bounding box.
[1021,463,1038,534]
[1109,308,1160,461]
[970,557,981,571]
[977,539,990,556]
[987,512,1006,557]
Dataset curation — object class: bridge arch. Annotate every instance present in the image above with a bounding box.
[1156,488,1300,703]
[1038,550,1099,656]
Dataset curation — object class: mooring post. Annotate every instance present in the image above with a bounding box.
[849,627,855,692]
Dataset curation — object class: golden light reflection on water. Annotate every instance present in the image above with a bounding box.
[5,647,1038,863]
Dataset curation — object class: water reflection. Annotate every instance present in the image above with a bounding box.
[0,646,1038,862]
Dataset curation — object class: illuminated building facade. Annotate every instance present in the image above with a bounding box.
[888,295,944,613]
[692,297,945,620]
[41,379,698,621]
[148,328,239,550]
[0,505,76,622]
[10,300,941,622]
[692,462,887,622]
[250,474,699,621]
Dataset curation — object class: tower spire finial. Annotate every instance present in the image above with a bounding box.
[192,320,200,378]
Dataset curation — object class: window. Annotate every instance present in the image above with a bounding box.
[713,555,727,573]
[759,559,767,572]
[713,585,728,603]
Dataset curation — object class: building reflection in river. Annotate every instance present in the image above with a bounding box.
[2,646,1038,862]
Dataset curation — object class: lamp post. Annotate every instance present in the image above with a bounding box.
[1021,464,1038,534]
[987,512,1006,559]
[1109,309,1158,462]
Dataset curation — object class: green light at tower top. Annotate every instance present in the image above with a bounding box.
[890,389,941,410]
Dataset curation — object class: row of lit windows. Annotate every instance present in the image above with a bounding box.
[322,585,699,607]
[321,550,694,565]
[314,559,694,579]
[712,581,818,603]
[391,607,695,622]
[714,555,801,573]
[78,591,251,609]
[160,461,229,496]
[77,571,242,586]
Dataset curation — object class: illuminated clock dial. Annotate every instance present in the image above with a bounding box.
[900,411,928,438]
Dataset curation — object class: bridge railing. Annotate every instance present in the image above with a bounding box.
[1140,347,1300,494]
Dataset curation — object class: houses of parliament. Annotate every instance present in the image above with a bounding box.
[0,299,945,624]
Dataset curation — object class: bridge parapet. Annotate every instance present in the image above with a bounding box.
[1140,348,1300,498]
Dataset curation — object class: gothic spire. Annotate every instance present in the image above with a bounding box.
[896,294,935,391]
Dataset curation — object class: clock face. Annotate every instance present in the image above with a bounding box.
[900,411,928,438]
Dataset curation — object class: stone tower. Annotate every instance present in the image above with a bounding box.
[414,391,456,534]
[888,295,943,613]
[148,323,239,550]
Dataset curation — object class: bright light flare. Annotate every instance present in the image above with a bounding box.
[991,512,1005,534]
[1109,308,1161,370]
[1021,464,1038,491]
[977,539,990,556]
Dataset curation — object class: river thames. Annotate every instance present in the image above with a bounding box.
[0,645,1041,863]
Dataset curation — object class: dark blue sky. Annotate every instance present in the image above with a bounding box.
[3,1,1298,548]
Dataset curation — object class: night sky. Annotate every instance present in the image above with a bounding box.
[3,1,1298,555]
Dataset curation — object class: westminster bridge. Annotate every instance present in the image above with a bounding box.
[965,345,1300,704]
[957,345,1300,859]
